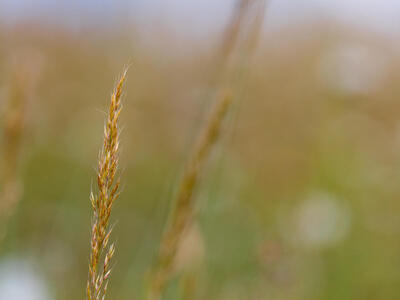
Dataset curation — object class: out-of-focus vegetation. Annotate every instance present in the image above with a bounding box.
[1,2,400,299]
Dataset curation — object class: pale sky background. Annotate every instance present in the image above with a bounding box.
[0,0,399,38]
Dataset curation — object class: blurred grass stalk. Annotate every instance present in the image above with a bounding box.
[146,91,232,300]
[211,0,252,83]
[146,1,267,299]
[0,60,38,242]
[86,70,126,300]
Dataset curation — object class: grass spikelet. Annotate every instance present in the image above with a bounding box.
[86,69,127,300]
[147,91,232,300]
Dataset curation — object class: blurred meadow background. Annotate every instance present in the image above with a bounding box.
[1,0,400,299]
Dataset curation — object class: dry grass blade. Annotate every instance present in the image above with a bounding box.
[147,91,232,300]
[86,70,127,300]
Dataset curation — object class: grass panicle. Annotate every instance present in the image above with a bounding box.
[86,70,127,300]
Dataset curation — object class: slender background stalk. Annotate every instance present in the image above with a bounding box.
[0,60,39,242]
[145,1,269,299]
[146,91,232,300]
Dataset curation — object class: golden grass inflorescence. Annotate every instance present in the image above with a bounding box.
[86,70,127,300]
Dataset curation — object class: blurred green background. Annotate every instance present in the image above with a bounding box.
[1,1,400,299]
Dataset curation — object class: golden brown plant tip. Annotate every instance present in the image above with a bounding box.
[87,69,127,300]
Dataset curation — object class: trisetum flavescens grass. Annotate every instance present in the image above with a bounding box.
[86,70,127,300]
